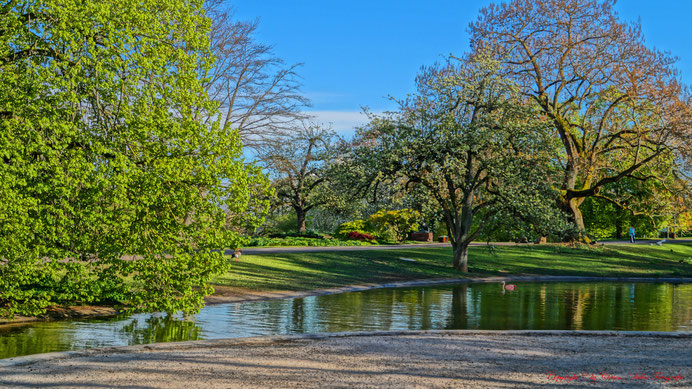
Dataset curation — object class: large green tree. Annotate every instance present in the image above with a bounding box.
[351,56,562,272]
[0,0,267,318]
[470,0,692,234]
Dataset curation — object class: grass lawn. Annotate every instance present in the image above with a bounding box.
[212,243,692,292]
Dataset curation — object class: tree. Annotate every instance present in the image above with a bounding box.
[0,0,267,318]
[258,123,339,233]
[470,0,692,234]
[351,56,561,272]
[202,0,309,149]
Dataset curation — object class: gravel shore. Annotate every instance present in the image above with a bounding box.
[1,331,690,388]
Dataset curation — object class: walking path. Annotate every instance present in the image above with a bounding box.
[600,238,692,245]
[1,331,689,388]
[231,242,452,255]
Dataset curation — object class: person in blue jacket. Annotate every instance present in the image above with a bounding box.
[629,226,636,243]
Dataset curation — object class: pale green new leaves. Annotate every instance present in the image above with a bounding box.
[0,0,269,317]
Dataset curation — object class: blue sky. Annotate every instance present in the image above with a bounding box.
[228,0,692,134]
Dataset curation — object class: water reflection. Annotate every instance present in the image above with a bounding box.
[1,282,690,359]
[119,315,203,344]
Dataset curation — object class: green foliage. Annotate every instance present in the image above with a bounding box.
[580,175,684,239]
[479,189,576,243]
[0,0,268,318]
[304,206,352,235]
[262,209,299,234]
[375,226,399,243]
[247,237,374,247]
[335,220,369,237]
[366,209,420,243]
[348,54,563,270]
[335,209,420,243]
[581,196,659,239]
[432,220,449,240]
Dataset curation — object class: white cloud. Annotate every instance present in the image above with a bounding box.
[303,110,380,137]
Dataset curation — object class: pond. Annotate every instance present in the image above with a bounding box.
[1,281,691,359]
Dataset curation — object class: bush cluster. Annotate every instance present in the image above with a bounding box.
[346,231,376,241]
[335,209,420,243]
[247,237,373,247]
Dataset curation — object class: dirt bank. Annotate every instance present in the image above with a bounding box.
[1,331,689,388]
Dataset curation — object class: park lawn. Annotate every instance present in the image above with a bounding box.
[211,243,692,292]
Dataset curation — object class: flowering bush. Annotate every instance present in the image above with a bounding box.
[346,231,376,241]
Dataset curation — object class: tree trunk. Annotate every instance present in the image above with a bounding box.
[559,196,586,241]
[453,243,469,273]
[615,222,623,240]
[296,208,307,233]
[450,285,468,328]
[568,197,585,232]
[559,142,587,239]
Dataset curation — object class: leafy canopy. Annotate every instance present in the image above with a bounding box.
[0,0,268,317]
[350,55,565,270]
[470,0,692,231]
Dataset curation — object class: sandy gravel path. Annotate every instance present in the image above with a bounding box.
[1,331,689,388]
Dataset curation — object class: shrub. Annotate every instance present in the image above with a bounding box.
[269,232,325,239]
[375,226,399,243]
[335,219,369,237]
[246,237,373,247]
[346,231,376,241]
[263,212,298,234]
[367,209,420,243]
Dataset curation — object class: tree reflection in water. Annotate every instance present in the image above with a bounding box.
[1,282,690,359]
[119,314,203,344]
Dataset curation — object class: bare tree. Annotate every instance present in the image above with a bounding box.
[203,0,309,148]
[470,0,692,233]
[258,122,338,233]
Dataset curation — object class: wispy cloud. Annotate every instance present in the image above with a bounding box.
[303,110,381,136]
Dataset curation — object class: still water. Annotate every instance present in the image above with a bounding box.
[1,282,691,359]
